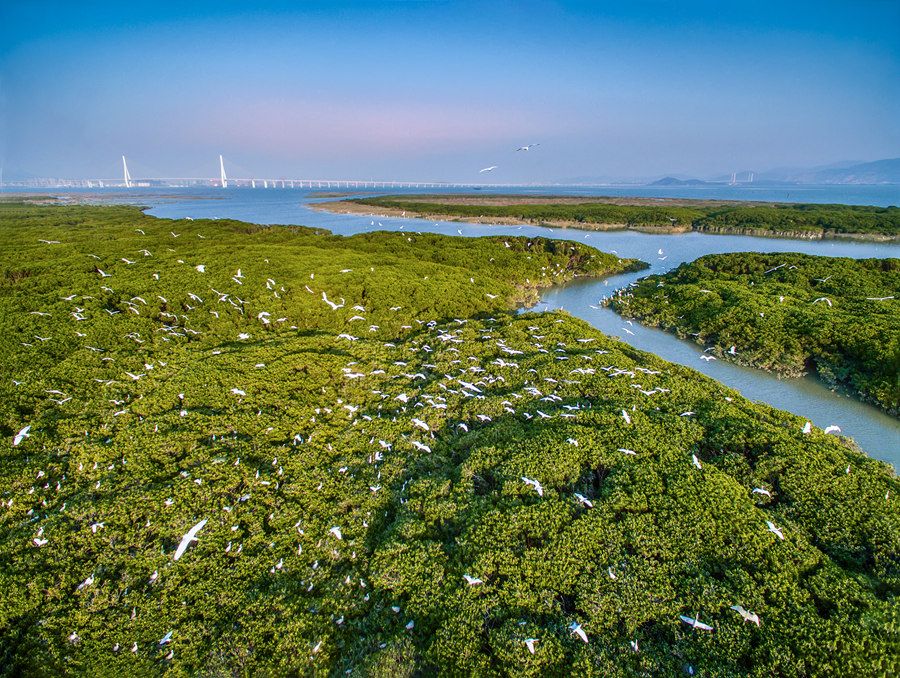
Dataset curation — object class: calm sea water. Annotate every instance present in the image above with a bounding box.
[7,185,899,466]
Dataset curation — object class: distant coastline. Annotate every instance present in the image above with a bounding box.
[314,194,900,242]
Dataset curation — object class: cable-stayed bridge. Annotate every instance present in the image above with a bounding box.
[4,156,547,190]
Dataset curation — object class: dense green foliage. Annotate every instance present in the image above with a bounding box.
[354,197,705,229]
[351,196,900,238]
[694,204,900,237]
[1,205,898,676]
[609,253,900,414]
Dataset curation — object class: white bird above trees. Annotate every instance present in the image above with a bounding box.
[730,605,760,626]
[569,622,588,643]
[524,638,539,654]
[13,425,31,446]
[679,615,713,631]
[766,520,785,541]
[173,518,208,560]
[322,292,345,310]
[521,477,543,497]
[463,574,483,585]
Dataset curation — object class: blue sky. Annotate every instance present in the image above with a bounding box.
[1,1,898,181]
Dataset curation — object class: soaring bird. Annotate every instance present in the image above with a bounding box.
[569,622,588,643]
[13,425,31,447]
[516,144,539,152]
[479,166,498,173]
[824,425,841,435]
[765,520,785,540]
[521,477,543,497]
[730,605,760,626]
[801,421,812,434]
[463,574,483,585]
[751,487,772,498]
[679,615,713,631]
[524,638,539,654]
[691,454,702,470]
[173,518,208,560]
[574,493,593,508]
[322,292,345,310]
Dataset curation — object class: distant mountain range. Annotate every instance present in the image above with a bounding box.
[761,158,900,185]
[649,158,900,187]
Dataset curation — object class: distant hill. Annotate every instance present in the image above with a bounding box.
[649,176,710,186]
[762,158,900,185]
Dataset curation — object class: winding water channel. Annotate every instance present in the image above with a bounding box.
[124,187,900,466]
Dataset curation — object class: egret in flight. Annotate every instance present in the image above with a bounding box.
[173,518,208,560]
[766,520,785,540]
[479,166,498,173]
[569,622,588,643]
[679,614,713,631]
[13,425,31,446]
[521,477,543,497]
[730,605,761,626]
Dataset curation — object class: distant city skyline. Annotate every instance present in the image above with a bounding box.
[1,1,898,182]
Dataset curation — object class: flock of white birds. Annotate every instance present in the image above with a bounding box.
[9,220,871,666]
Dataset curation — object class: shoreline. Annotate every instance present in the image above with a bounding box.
[313,199,900,243]
[610,313,898,417]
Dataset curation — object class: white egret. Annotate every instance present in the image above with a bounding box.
[679,615,713,631]
[730,605,760,626]
[521,477,543,497]
[173,518,208,560]
[569,622,588,643]
[13,425,31,447]
[765,520,785,540]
